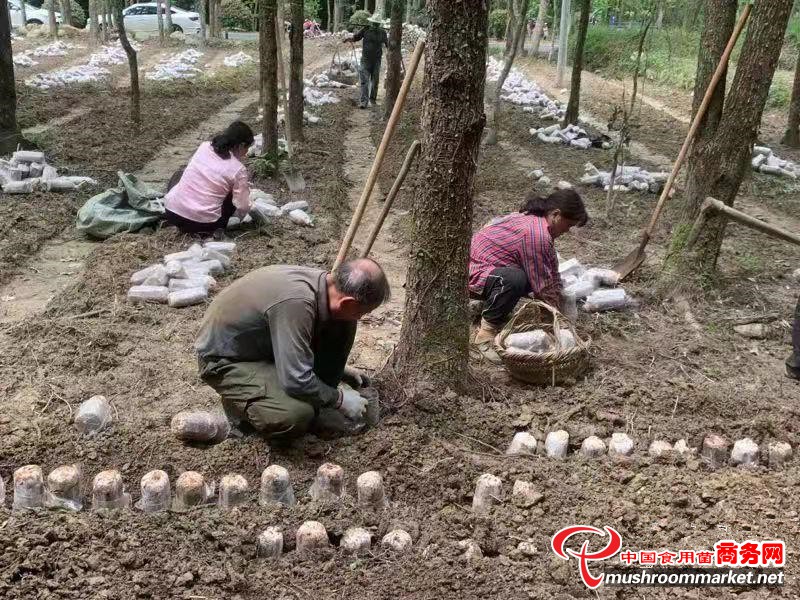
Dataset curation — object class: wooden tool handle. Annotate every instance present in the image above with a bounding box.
[333,38,426,270]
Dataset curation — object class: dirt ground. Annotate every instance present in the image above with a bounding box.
[1,34,800,599]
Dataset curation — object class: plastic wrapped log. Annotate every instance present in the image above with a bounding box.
[203,241,236,255]
[142,265,169,286]
[3,180,37,193]
[13,465,45,510]
[259,465,296,506]
[381,529,412,554]
[249,188,276,205]
[356,471,389,510]
[92,470,131,510]
[12,150,45,163]
[199,248,231,269]
[46,465,82,511]
[168,287,208,308]
[44,177,87,191]
[280,200,309,213]
[584,289,628,312]
[760,165,783,176]
[191,259,224,275]
[135,470,171,513]
[583,268,620,287]
[256,527,284,558]
[127,285,169,304]
[169,277,215,292]
[28,163,44,178]
[173,471,213,509]
[131,264,164,285]
[753,145,772,157]
[361,387,380,428]
[472,474,502,515]
[164,260,188,279]
[74,395,112,435]
[506,432,538,455]
[341,527,372,556]
[218,474,249,508]
[170,411,230,443]
[41,165,58,181]
[288,209,314,227]
[309,463,344,501]
[296,521,329,554]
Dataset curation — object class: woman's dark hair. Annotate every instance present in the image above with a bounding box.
[211,121,255,159]
[519,189,589,226]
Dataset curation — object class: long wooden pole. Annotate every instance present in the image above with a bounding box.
[614,3,752,278]
[361,140,421,258]
[687,197,800,249]
[334,39,425,270]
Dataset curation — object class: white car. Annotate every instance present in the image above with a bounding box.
[92,3,202,35]
[8,0,63,28]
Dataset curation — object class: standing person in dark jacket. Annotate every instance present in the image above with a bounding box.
[344,14,389,108]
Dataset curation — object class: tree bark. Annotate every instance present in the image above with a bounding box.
[48,0,57,36]
[388,0,488,389]
[530,0,549,56]
[504,0,516,51]
[288,0,304,143]
[156,0,165,42]
[663,0,793,281]
[333,0,343,32]
[199,0,207,45]
[383,0,403,118]
[486,0,529,144]
[556,0,570,86]
[88,0,98,44]
[115,0,140,124]
[215,0,222,36]
[562,0,589,126]
[0,0,20,156]
[165,0,173,32]
[61,0,72,27]
[260,0,279,155]
[327,0,332,30]
[209,0,216,36]
[782,49,800,147]
[104,0,112,41]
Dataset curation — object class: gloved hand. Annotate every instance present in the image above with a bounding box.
[338,389,368,421]
[341,366,371,389]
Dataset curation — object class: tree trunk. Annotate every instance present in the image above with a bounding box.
[114,0,140,124]
[504,0,515,51]
[48,0,57,36]
[88,0,98,44]
[326,0,332,30]
[104,0,112,41]
[19,0,27,26]
[275,0,291,154]
[388,0,488,388]
[165,0,173,32]
[260,0,279,156]
[556,0,570,86]
[562,0,589,126]
[61,0,72,26]
[215,0,222,36]
[199,0,207,45]
[156,0,165,42]
[486,0,529,145]
[0,0,20,156]
[530,0,549,56]
[288,0,304,143]
[383,0,403,118]
[663,0,793,281]
[333,0,343,32]
[782,49,800,147]
[405,0,411,22]
[209,0,216,36]
[655,3,664,29]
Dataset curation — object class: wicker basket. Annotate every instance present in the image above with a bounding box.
[495,300,591,386]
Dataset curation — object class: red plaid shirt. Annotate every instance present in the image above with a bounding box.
[468,213,561,306]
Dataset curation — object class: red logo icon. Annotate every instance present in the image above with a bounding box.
[551,525,623,589]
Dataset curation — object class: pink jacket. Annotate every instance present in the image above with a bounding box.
[165,142,251,223]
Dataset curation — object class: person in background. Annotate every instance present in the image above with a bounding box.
[344,14,389,109]
[164,121,254,238]
[786,297,800,380]
[469,190,589,346]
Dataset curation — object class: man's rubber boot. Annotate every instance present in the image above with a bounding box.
[786,353,800,381]
[473,318,499,346]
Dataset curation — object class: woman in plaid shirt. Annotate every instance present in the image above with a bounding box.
[469,190,589,345]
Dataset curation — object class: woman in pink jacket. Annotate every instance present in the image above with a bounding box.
[165,121,254,236]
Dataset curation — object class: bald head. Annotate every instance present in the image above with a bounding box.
[334,258,391,310]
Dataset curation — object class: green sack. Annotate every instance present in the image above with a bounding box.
[76,171,165,240]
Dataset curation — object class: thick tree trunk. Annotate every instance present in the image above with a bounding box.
[115,0,140,124]
[663,0,793,281]
[655,4,664,29]
[562,0,589,126]
[486,0,529,145]
[556,0,570,86]
[61,0,72,27]
[88,0,98,44]
[48,1,57,36]
[782,50,800,147]
[326,0,332,30]
[209,0,216,36]
[165,0,173,31]
[260,0,279,155]
[199,0,207,45]
[383,0,403,118]
[104,0,112,41]
[530,0,548,56]
[388,0,488,388]
[333,0,343,32]
[215,0,222,36]
[288,0,304,143]
[156,0,165,42]
[0,0,20,156]
[504,0,515,51]
[405,0,411,22]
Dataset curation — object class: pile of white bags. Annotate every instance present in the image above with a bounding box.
[13,54,37,67]
[504,328,577,357]
[531,123,605,150]
[0,150,97,194]
[486,57,564,119]
[248,188,314,227]
[306,72,351,88]
[246,134,289,157]
[88,43,139,67]
[146,49,204,81]
[580,162,669,194]
[30,41,76,57]
[223,52,254,68]
[26,64,111,89]
[303,86,340,106]
[127,240,237,308]
[558,257,630,312]
[751,146,799,179]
